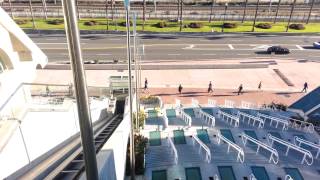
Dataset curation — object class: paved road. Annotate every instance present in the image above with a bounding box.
[30,33,320,63]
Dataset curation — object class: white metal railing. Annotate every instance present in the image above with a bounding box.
[218,110,239,127]
[249,173,257,180]
[191,98,200,107]
[191,135,211,163]
[213,174,219,180]
[294,136,320,159]
[162,108,169,128]
[217,132,245,163]
[285,175,293,180]
[241,101,255,109]
[241,133,279,164]
[267,134,313,165]
[224,100,235,108]
[257,113,288,131]
[282,116,315,133]
[208,99,217,107]
[199,109,215,127]
[175,98,182,115]
[180,109,192,127]
[238,111,265,128]
[167,136,178,165]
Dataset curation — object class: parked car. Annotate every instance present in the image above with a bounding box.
[313,42,320,49]
[267,46,290,54]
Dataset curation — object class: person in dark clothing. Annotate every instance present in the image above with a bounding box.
[258,81,262,90]
[208,81,213,94]
[237,84,243,95]
[178,84,183,94]
[144,78,148,91]
[302,82,308,93]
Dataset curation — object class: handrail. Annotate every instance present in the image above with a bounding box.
[285,175,293,180]
[191,98,200,107]
[199,109,215,127]
[208,99,217,107]
[218,110,239,127]
[249,173,257,180]
[162,108,169,128]
[279,115,315,133]
[241,133,279,164]
[191,135,211,163]
[238,111,265,128]
[213,174,219,180]
[224,100,235,108]
[267,134,313,165]
[180,109,192,127]
[257,113,288,131]
[294,136,320,159]
[217,132,245,163]
[167,136,178,165]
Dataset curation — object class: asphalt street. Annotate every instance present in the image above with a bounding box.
[30,33,320,63]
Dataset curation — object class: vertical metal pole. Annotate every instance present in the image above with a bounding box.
[222,4,228,32]
[209,0,214,22]
[286,0,297,32]
[274,0,281,23]
[179,0,183,32]
[252,0,260,32]
[241,0,248,23]
[133,12,139,130]
[19,124,31,164]
[8,0,14,18]
[28,0,36,30]
[41,0,48,19]
[125,2,135,179]
[306,0,315,24]
[61,0,99,179]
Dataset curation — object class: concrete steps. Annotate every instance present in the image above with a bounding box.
[145,146,175,168]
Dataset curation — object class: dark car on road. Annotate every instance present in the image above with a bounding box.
[267,46,290,54]
[313,42,320,49]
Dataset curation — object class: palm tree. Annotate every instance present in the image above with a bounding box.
[111,0,114,22]
[143,0,146,31]
[105,0,109,30]
[179,0,183,31]
[8,0,14,18]
[41,0,48,20]
[252,0,260,32]
[274,0,282,23]
[28,0,36,29]
[306,0,315,24]
[209,0,215,23]
[286,0,297,32]
[177,0,180,20]
[75,0,80,20]
[241,0,248,23]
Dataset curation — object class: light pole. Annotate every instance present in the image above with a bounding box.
[222,3,228,33]
[274,0,281,24]
[133,12,139,130]
[286,0,297,32]
[124,0,135,179]
[252,0,260,32]
[61,0,99,179]
[306,0,315,24]
[242,0,248,23]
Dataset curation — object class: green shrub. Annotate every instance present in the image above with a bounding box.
[47,19,64,25]
[133,111,146,130]
[15,19,28,25]
[140,96,159,105]
[289,23,305,30]
[84,20,98,26]
[156,21,167,28]
[256,23,272,29]
[188,22,203,28]
[119,21,132,27]
[223,22,237,28]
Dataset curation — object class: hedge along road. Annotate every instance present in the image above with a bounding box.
[30,33,320,63]
[16,18,320,33]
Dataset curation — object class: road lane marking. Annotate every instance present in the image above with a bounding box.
[183,44,195,49]
[202,54,216,55]
[237,54,250,55]
[296,45,304,50]
[231,40,242,42]
[168,54,181,55]
[97,54,111,56]
[46,38,58,40]
[228,44,234,49]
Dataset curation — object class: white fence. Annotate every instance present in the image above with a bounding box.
[267,134,313,165]
[249,173,257,180]
[257,113,288,131]
[162,108,169,128]
[241,133,279,164]
[191,98,200,107]
[224,100,235,108]
[208,99,217,107]
[241,101,255,109]
[218,110,239,127]
[192,135,211,163]
[199,109,215,127]
[167,136,178,165]
[294,136,320,159]
[285,116,315,133]
[180,109,192,127]
[217,132,244,163]
[238,111,265,129]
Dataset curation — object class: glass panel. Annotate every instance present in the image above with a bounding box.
[284,168,304,180]
[152,170,167,180]
[173,130,186,144]
[185,167,202,180]
[251,166,270,180]
[197,129,210,144]
[149,131,161,146]
[220,129,235,143]
[218,166,236,180]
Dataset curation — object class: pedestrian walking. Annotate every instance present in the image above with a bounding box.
[178,84,183,94]
[144,78,148,92]
[46,85,50,96]
[208,81,213,94]
[258,81,262,90]
[302,82,308,93]
[237,84,243,95]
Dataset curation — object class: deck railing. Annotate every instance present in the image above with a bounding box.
[191,135,211,163]
[181,109,192,127]
[241,133,279,164]
[257,113,288,131]
[267,134,313,165]
[224,100,235,108]
[238,111,265,128]
[199,109,215,127]
[162,108,169,128]
[281,116,315,133]
[217,132,244,163]
[167,136,178,165]
[241,101,255,109]
[191,98,200,107]
[249,173,257,180]
[218,110,239,127]
[208,99,217,107]
[285,175,293,180]
[294,136,320,159]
